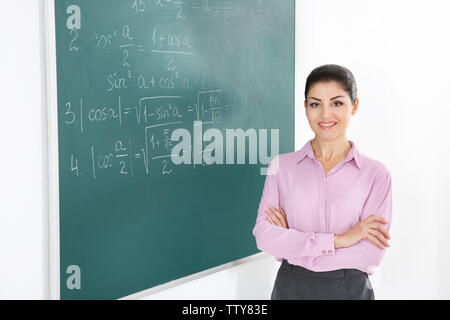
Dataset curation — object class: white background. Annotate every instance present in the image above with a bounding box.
[1,0,449,299]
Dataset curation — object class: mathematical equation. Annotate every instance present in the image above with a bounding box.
[70,125,180,179]
[61,0,258,178]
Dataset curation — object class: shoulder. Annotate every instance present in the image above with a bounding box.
[360,153,392,180]
[268,150,300,165]
[267,150,302,174]
[276,150,301,163]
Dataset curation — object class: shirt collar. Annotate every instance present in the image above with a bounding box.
[296,138,362,169]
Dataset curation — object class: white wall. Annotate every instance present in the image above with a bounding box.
[0,0,48,299]
[1,0,449,299]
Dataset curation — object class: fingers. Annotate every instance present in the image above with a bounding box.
[365,214,389,225]
[267,214,276,226]
[368,229,390,248]
[264,206,288,228]
[279,207,287,218]
[274,206,288,228]
[265,208,282,226]
[367,233,386,250]
[368,222,390,240]
[270,206,288,228]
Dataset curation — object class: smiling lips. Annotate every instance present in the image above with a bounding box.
[318,121,337,129]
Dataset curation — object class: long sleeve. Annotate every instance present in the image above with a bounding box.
[311,167,393,275]
[252,156,336,262]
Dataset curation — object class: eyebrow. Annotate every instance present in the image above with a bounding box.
[308,95,344,101]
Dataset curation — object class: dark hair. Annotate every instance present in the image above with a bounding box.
[304,64,357,104]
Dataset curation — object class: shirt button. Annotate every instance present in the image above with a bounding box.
[328,250,333,254]
[321,250,326,254]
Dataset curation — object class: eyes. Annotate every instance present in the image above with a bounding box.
[309,101,343,107]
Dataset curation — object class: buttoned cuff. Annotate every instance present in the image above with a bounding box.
[316,232,336,256]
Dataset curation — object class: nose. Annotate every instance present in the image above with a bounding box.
[320,105,333,119]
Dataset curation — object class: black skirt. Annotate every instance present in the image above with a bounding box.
[271,259,375,300]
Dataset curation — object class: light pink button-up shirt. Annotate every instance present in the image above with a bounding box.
[252,138,393,275]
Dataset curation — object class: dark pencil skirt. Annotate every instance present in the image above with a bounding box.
[271,259,375,300]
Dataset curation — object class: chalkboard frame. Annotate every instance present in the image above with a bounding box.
[43,0,61,300]
[42,0,295,300]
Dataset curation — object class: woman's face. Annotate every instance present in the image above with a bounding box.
[304,80,358,141]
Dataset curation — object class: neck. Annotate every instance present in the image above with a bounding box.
[311,135,351,162]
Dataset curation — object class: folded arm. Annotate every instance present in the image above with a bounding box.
[252,156,336,261]
[311,168,393,274]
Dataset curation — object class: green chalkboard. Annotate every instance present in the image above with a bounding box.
[54,0,294,299]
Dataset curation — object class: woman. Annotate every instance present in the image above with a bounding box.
[252,64,393,300]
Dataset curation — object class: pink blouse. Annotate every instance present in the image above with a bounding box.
[252,138,393,275]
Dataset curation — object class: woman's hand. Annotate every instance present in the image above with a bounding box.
[264,206,289,229]
[334,214,390,249]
